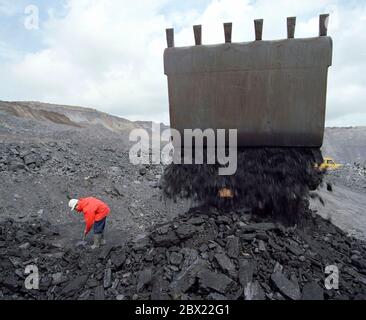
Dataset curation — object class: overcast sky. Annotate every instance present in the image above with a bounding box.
[0,0,365,126]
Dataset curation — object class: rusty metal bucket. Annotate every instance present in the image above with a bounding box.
[164,15,332,147]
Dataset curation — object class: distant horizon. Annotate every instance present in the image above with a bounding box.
[1,99,366,129]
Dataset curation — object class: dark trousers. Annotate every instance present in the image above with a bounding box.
[93,217,106,235]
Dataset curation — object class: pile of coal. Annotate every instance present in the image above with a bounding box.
[0,141,161,180]
[0,144,51,173]
[1,206,366,300]
[0,141,90,177]
[162,148,324,225]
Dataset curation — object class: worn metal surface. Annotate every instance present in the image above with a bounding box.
[287,17,296,39]
[164,23,332,147]
[193,25,202,45]
[254,19,263,41]
[223,23,232,43]
[166,28,174,48]
[319,14,329,36]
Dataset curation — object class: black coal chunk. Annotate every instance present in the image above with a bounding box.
[301,282,324,300]
[198,269,234,294]
[61,275,88,297]
[271,271,301,300]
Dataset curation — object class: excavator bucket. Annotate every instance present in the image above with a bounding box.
[164,15,332,147]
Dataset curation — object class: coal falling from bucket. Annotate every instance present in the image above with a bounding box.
[161,148,324,226]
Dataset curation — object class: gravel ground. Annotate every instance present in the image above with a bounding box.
[1,206,366,300]
[310,165,366,241]
[325,164,366,194]
[1,109,366,300]
[0,114,188,247]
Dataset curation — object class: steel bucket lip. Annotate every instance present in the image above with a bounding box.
[164,35,332,50]
[164,36,333,75]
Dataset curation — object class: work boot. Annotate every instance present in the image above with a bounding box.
[91,234,102,249]
[101,234,106,246]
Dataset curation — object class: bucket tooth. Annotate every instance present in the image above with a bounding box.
[166,28,175,48]
[193,25,202,45]
[287,17,296,38]
[223,22,232,43]
[254,19,263,40]
[319,14,329,36]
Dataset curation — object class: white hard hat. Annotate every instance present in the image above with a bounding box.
[68,199,78,211]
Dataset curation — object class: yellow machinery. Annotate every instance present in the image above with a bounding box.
[317,157,343,171]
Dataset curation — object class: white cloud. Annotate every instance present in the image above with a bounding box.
[0,0,365,125]
[0,1,19,16]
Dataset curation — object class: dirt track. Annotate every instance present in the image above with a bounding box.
[311,184,366,241]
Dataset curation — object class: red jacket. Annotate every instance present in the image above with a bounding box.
[76,197,110,235]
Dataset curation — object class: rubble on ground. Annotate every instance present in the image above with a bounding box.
[0,141,185,241]
[325,163,366,193]
[1,205,366,300]
[0,144,50,173]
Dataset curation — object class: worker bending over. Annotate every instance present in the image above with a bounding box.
[68,197,110,249]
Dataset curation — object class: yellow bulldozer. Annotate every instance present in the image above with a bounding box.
[317,157,343,171]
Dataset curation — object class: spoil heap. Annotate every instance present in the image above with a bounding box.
[1,206,366,300]
[0,143,51,172]
[162,148,323,225]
